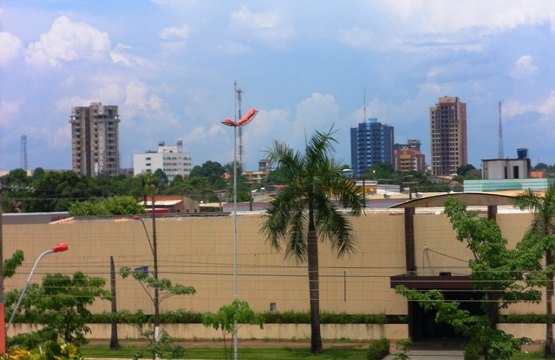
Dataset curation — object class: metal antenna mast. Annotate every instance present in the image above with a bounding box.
[363,87,367,122]
[20,135,28,170]
[236,85,244,170]
[498,101,504,159]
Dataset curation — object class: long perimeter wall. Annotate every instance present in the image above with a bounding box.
[3,210,539,326]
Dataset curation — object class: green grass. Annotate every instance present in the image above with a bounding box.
[79,343,369,359]
[79,343,553,359]
[511,351,554,359]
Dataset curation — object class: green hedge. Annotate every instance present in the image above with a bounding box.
[498,313,546,323]
[86,310,402,325]
[84,311,551,325]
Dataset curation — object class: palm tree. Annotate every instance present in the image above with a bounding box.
[262,128,364,354]
[514,184,555,357]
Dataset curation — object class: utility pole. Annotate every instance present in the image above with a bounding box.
[0,183,5,354]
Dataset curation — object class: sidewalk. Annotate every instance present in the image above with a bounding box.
[384,349,464,359]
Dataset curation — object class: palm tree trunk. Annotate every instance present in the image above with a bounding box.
[546,250,554,357]
[307,226,323,354]
[109,256,120,350]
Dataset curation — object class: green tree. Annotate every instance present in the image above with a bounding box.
[457,164,476,176]
[119,267,196,359]
[202,300,264,360]
[397,197,543,359]
[190,161,226,187]
[69,196,146,216]
[31,167,45,181]
[261,128,364,354]
[364,162,396,181]
[28,171,96,212]
[535,162,549,171]
[0,169,33,212]
[6,272,111,348]
[264,165,290,187]
[153,169,169,188]
[514,183,555,356]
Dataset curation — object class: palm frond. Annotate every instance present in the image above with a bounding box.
[262,127,361,263]
[314,194,356,256]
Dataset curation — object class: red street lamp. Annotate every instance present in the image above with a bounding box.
[222,105,258,360]
[6,243,69,331]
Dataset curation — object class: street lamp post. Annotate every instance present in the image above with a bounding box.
[6,243,68,331]
[222,104,258,360]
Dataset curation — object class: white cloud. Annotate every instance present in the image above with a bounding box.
[110,44,132,66]
[510,55,538,79]
[538,92,555,116]
[26,125,70,150]
[56,96,95,112]
[339,27,486,53]
[229,5,294,44]
[160,25,191,40]
[503,93,555,118]
[216,41,250,55]
[0,32,22,65]
[150,0,198,9]
[182,124,224,145]
[26,16,111,67]
[125,81,162,111]
[385,0,555,33]
[110,43,155,68]
[93,82,125,104]
[295,93,340,129]
[0,101,20,127]
[250,108,290,137]
[337,28,378,50]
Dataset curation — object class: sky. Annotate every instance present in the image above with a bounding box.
[2,1,555,172]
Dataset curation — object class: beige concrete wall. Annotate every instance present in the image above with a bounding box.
[2,210,545,322]
[4,213,409,316]
[8,323,407,341]
[8,322,542,342]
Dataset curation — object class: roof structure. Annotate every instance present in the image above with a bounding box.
[392,192,519,208]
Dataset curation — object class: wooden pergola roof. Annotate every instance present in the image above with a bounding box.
[391,192,520,208]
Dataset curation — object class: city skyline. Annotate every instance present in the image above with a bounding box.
[2,1,555,172]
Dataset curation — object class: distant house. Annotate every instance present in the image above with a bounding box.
[530,170,545,178]
[142,195,199,214]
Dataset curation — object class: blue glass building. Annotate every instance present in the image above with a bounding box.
[350,118,394,179]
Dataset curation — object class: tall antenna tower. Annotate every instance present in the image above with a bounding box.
[363,87,367,122]
[20,134,28,170]
[235,83,244,169]
[498,101,504,159]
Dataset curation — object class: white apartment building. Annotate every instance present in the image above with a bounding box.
[133,141,192,182]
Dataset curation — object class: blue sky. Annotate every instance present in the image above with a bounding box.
[2,0,555,172]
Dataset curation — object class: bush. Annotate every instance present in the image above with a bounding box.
[367,338,390,360]
[464,342,481,360]
[8,338,83,360]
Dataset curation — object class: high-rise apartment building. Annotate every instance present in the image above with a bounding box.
[430,96,467,176]
[133,141,192,182]
[394,148,426,172]
[70,102,120,176]
[350,118,394,178]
